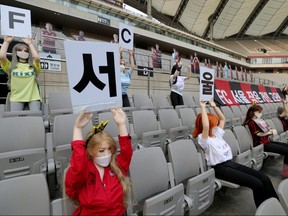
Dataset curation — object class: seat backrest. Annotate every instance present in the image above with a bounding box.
[53,113,92,148]
[49,92,72,111]
[221,106,235,119]
[0,174,50,215]
[98,111,130,137]
[168,139,201,185]
[223,129,239,157]
[271,117,284,134]
[132,110,158,139]
[0,117,46,179]
[233,125,253,152]
[178,107,196,128]
[230,105,244,119]
[0,116,45,152]
[129,147,170,203]
[158,109,181,131]
[278,178,288,215]
[255,197,286,215]
[239,104,248,116]
[182,94,196,107]
[132,94,153,109]
[151,94,171,108]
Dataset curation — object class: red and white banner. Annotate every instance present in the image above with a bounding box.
[214,80,283,106]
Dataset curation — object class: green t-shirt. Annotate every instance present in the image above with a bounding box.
[1,60,41,102]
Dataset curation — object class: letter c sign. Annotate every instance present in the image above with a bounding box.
[119,23,134,50]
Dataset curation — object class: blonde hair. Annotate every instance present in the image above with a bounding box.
[86,130,131,207]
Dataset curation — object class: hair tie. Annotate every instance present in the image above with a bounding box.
[86,120,109,147]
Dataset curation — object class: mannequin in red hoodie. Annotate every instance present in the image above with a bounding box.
[65,108,133,215]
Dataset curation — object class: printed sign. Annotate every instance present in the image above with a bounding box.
[0,5,31,38]
[137,66,153,77]
[64,41,121,113]
[119,23,134,50]
[200,66,215,102]
[39,52,61,71]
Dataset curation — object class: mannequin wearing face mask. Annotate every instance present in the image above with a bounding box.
[66,108,133,216]
[119,47,135,107]
[0,35,41,111]
[243,103,288,178]
[193,100,278,208]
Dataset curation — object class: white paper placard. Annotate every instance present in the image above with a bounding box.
[200,66,215,102]
[64,41,122,113]
[0,5,31,38]
[119,23,134,50]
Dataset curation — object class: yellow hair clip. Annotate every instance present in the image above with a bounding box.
[93,120,109,133]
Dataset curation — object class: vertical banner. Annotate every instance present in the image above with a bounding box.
[119,23,134,50]
[199,66,215,101]
[64,41,121,113]
[0,5,31,38]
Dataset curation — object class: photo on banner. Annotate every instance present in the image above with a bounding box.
[64,41,122,113]
[0,4,32,38]
[118,23,134,50]
[199,66,215,102]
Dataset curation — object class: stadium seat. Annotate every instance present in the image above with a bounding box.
[129,147,185,215]
[132,94,157,113]
[0,116,48,180]
[151,94,173,110]
[0,174,51,215]
[48,92,73,130]
[47,113,93,188]
[233,125,264,170]
[230,105,245,123]
[223,129,252,168]
[132,110,167,153]
[178,107,197,130]
[221,106,240,128]
[167,139,215,215]
[158,109,190,142]
[182,94,198,108]
[271,117,288,142]
[255,197,286,216]
[277,178,288,215]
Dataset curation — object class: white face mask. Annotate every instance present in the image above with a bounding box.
[17,51,29,59]
[94,154,112,167]
[120,65,125,73]
[254,112,262,119]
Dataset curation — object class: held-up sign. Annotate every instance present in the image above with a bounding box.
[200,66,215,102]
[0,5,31,38]
[39,52,61,71]
[119,23,134,50]
[64,41,122,113]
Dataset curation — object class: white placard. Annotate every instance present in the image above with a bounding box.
[0,5,31,38]
[64,41,122,113]
[200,66,215,102]
[39,52,61,71]
[119,23,134,50]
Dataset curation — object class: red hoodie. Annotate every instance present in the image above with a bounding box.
[65,135,132,216]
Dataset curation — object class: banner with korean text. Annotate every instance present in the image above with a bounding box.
[214,79,283,106]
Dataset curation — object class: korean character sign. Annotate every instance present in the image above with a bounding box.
[200,66,215,102]
[64,41,122,113]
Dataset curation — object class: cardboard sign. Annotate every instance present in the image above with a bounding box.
[119,23,134,50]
[200,66,215,102]
[64,41,122,113]
[0,5,31,38]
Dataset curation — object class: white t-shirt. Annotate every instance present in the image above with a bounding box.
[170,75,186,96]
[197,127,233,166]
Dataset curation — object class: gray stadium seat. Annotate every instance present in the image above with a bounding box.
[129,147,185,215]
[48,113,92,187]
[178,107,197,130]
[132,110,167,153]
[0,174,51,215]
[221,106,240,128]
[233,125,264,170]
[158,109,190,142]
[182,94,198,108]
[255,197,286,216]
[167,139,215,215]
[223,129,252,168]
[0,116,47,180]
[151,94,173,110]
[277,178,288,215]
[132,94,157,113]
